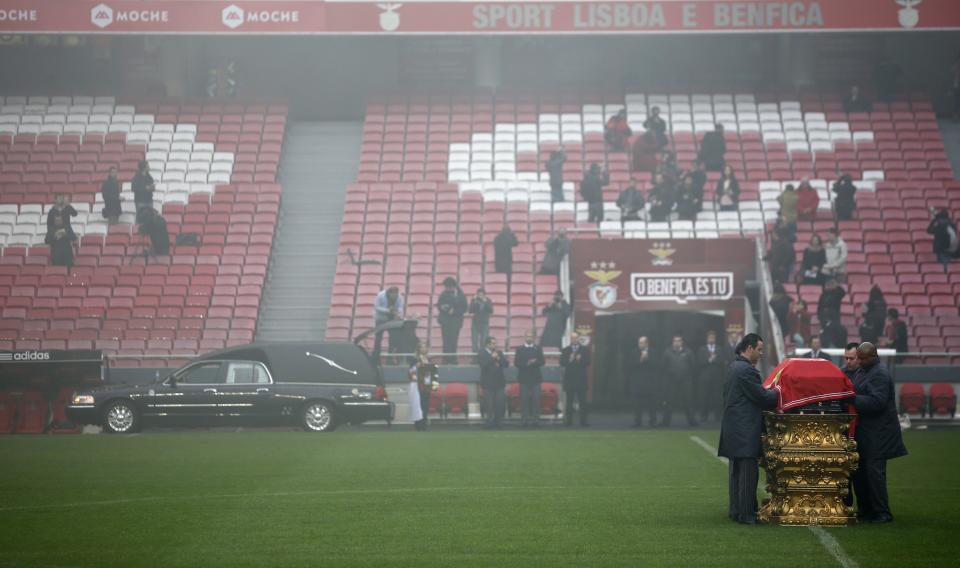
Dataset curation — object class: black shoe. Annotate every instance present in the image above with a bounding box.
[869,515,893,524]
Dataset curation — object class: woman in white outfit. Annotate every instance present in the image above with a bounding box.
[408,342,437,431]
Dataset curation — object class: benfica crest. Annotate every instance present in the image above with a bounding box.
[896,0,920,28]
[649,242,676,266]
[585,262,622,310]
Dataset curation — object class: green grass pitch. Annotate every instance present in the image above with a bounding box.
[1,429,958,567]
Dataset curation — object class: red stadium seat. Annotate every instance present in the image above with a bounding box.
[441,382,469,419]
[505,383,521,416]
[50,387,82,434]
[898,383,926,416]
[929,383,957,418]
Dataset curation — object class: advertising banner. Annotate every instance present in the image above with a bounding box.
[0,1,955,35]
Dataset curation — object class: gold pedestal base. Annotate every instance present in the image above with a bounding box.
[758,413,858,526]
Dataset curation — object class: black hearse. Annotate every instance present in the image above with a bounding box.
[67,339,394,433]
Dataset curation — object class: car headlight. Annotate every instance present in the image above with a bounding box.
[72,394,95,405]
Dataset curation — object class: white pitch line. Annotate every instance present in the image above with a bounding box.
[689,435,858,568]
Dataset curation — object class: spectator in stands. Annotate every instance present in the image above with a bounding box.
[514,330,545,428]
[45,202,77,270]
[373,287,404,361]
[769,283,793,337]
[851,341,908,524]
[655,151,680,185]
[842,85,873,113]
[796,178,819,222]
[926,208,959,268]
[805,336,832,361]
[820,315,849,350]
[881,308,908,362]
[493,224,517,276]
[644,106,669,149]
[842,342,861,380]
[859,286,888,344]
[409,341,437,431]
[632,130,659,173]
[616,183,645,224]
[131,160,155,222]
[478,336,508,430]
[873,57,902,103]
[540,290,571,349]
[468,288,493,357]
[697,330,726,422]
[800,234,827,285]
[777,184,799,229]
[682,161,707,208]
[822,228,848,281]
[788,299,812,347]
[628,335,660,427]
[817,278,846,325]
[604,108,632,151]
[764,229,795,284]
[698,124,726,171]
[100,166,122,225]
[661,334,698,427]
[436,277,468,365]
[675,176,700,222]
[561,332,592,427]
[648,173,675,223]
[546,150,567,202]
[581,163,609,223]
[773,214,797,244]
[138,207,170,258]
[715,165,740,212]
[47,193,78,235]
[540,229,570,276]
[719,333,777,525]
[832,174,857,221]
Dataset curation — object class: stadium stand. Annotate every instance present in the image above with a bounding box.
[329,91,960,360]
[0,97,286,366]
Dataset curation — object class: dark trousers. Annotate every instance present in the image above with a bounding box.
[852,458,891,519]
[483,387,505,428]
[415,388,431,431]
[587,201,604,223]
[440,320,462,364]
[662,378,698,426]
[728,457,760,522]
[564,387,588,426]
[372,327,397,361]
[520,382,541,425]
[633,392,659,426]
[550,179,564,202]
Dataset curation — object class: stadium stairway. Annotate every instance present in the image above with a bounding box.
[939,119,960,181]
[256,122,362,341]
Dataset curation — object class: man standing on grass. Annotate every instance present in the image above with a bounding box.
[561,332,592,427]
[478,337,509,430]
[718,333,779,525]
[851,342,908,523]
[515,331,545,428]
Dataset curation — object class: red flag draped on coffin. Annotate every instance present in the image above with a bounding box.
[764,358,856,411]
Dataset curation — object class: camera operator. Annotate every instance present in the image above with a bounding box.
[927,208,959,268]
[132,160,156,223]
[138,207,169,258]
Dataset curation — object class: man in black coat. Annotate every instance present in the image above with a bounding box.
[478,336,509,429]
[627,336,660,427]
[514,330,545,427]
[560,332,592,427]
[643,106,669,149]
[832,174,857,221]
[616,184,645,224]
[698,124,726,171]
[718,333,779,525]
[851,342,908,523]
[697,331,727,422]
[493,224,518,276]
[805,336,833,362]
[546,150,566,202]
[436,277,468,364]
[580,163,609,223]
[661,335,698,427]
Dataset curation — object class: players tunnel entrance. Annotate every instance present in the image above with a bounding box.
[590,310,726,409]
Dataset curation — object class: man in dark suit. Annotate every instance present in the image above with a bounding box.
[628,336,660,427]
[661,335,698,427]
[718,333,779,525]
[560,332,592,427]
[478,336,509,430]
[697,331,727,422]
[514,330,545,428]
[805,336,833,362]
[436,277,468,364]
[851,342,908,523]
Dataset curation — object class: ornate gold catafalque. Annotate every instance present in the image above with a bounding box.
[758,412,858,526]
